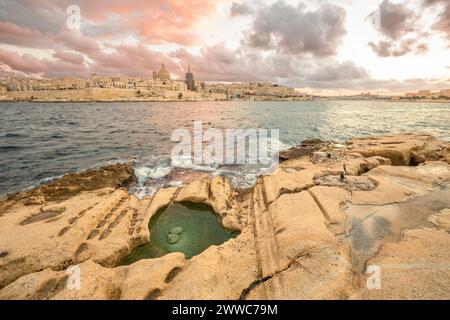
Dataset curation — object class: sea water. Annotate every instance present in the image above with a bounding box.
[119,202,239,263]
[1,100,449,196]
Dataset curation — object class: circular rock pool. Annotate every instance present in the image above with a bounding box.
[120,202,239,265]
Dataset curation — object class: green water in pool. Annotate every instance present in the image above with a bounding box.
[120,202,239,264]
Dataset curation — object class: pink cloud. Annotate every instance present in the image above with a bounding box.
[0,21,54,48]
[0,0,223,47]
[0,48,88,77]
[52,50,85,65]
[76,0,220,45]
[89,44,181,77]
[0,0,225,77]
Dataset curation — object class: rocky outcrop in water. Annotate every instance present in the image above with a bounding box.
[2,162,135,206]
[0,133,449,300]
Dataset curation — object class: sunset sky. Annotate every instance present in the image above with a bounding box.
[0,0,449,95]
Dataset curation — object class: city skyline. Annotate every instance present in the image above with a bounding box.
[0,0,450,95]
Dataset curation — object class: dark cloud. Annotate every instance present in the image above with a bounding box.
[423,0,450,43]
[174,44,450,92]
[369,39,429,57]
[230,2,254,16]
[245,1,347,57]
[173,45,369,87]
[435,5,450,41]
[0,0,65,35]
[2,40,448,93]
[376,0,417,39]
[302,75,450,92]
[368,0,428,57]
[0,0,448,93]
[377,77,450,92]
[308,61,368,82]
[423,0,441,4]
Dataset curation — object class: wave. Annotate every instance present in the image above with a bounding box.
[2,133,27,138]
[0,145,25,151]
[134,165,171,184]
[130,137,292,197]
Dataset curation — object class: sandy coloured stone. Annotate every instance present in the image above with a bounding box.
[167,234,180,244]
[428,209,450,231]
[169,227,183,235]
[0,133,449,300]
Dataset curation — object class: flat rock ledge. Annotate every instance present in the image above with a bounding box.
[0,133,449,300]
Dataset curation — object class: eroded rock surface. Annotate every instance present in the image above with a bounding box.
[347,133,448,166]
[0,133,449,300]
[351,228,450,300]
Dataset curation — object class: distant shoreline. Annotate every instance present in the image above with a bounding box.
[0,98,449,104]
[318,98,450,104]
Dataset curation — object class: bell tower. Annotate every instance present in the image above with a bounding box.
[185,64,195,91]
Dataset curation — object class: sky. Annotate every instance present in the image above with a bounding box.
[0,0,449,95]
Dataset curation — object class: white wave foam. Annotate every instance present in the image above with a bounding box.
[171,154,218,172]
[134,165,171,183]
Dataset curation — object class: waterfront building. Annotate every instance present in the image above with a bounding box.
[405,89,450,99]
[0,63,312,101]
[185,64,195,91]
[439,89,450,97]
[157,63,171,82]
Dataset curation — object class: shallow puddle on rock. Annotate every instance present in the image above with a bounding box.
[344,185,450,272]
[120,202,239,265]
[20,208,66,225]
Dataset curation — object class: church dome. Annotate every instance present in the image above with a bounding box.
[158,63,171,81]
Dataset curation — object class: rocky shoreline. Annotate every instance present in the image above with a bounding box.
[0,133,449,299]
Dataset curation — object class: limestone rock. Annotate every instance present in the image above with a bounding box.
[353,229,450,300]
[169,227,183,234]
[167,234,180,244]
[311,151,338,164]
[241,190,352,299]
[175,178,210,203]
[0,254,186,300]
[279,139,330,161]
[4,162,135,204]
[314,175,376,191]
[347,133,448,166]
[350,162,450,205]
[428,209,450,231]
[205,176,245,230]
[344,156,391,176]
[0,189,141,288]
[160,228,259,300]
[262,167,317,204]
[246,246,353,300]
[1,133,450,300]
[307,186,348,226]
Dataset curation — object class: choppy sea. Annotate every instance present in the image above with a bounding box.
[1,100,449,197]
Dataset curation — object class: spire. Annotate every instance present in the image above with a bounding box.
[162,63,165,69]
[188,64,191,73]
